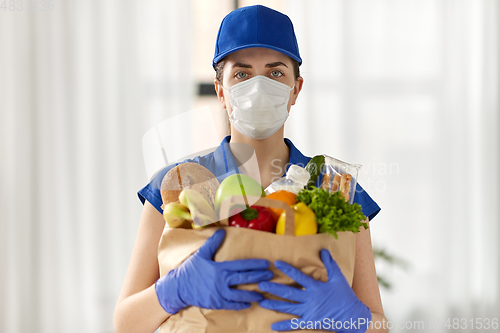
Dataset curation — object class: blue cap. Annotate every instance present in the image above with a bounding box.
[213,5,302,67]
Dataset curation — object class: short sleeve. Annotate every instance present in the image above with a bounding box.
[353,183,381,221]
[137,162,185,214]
[137,154,217,214]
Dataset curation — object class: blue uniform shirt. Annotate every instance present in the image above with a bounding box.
[138,136,381,221]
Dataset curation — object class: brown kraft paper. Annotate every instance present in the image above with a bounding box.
[157,197,357,333]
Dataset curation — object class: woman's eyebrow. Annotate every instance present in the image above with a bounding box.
[266,61,288,68]
[232,62,252,69]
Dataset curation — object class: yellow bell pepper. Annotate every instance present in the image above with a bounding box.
[276,202,317,236]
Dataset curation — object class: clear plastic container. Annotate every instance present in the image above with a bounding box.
[265,164,310,195]
[320,155,362,204]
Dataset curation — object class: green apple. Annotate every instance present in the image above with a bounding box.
[214,173,265,215]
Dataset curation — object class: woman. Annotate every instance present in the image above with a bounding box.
[114,5,387,333]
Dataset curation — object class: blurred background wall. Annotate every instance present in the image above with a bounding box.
[1,0,499,332]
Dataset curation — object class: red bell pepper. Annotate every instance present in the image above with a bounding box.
[229,205,276,233]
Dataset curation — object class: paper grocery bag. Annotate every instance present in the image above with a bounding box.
[157,197,357,333]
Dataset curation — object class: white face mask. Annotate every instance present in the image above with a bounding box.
[223,76,294,140]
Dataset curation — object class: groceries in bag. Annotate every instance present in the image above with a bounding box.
[264,190,297,221]
[160,162,219,207]
[214,173,265,216]
[156,158,366,333]
[159,156,368,238]
[265,164,310,195]
[160,162,220,229]
[275,202,317,236]
[228,205,276,232]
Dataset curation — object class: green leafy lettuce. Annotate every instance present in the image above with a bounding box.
[296,186,368,238]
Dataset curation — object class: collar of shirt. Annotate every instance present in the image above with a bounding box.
[210,135,311,183]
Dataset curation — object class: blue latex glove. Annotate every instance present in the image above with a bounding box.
[155,229,272,314]
[259,249,372,332]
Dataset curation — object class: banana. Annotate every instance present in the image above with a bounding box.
[163,202,193,229]
[179,189,219,228]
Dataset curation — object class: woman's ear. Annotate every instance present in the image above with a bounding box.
[290,76,304,106]
[214,79,226,109]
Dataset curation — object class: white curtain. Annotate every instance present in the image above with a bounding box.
[1,1,499,333]
[284,0,500,331]
[0,1,193,332]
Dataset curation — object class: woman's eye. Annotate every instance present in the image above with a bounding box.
[235,72,248,79]
[270,70,283,77]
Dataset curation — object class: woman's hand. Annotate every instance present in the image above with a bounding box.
[258,249,372,333]
[155,229,273,314]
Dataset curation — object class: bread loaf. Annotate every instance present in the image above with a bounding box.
[160,163,219,209]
